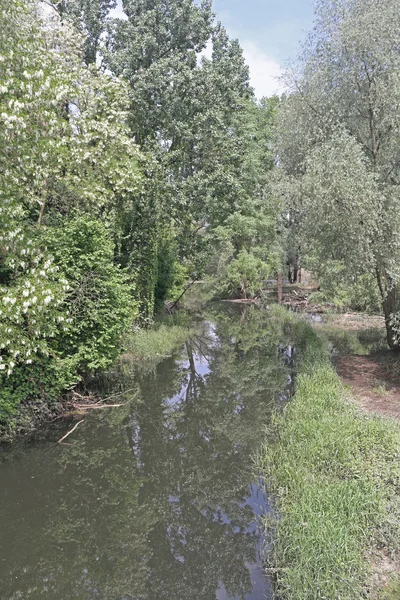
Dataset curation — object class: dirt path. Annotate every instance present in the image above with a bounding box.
[334,353,400,421]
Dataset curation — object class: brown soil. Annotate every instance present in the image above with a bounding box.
[334,352,400,421]
[367,552,400,599]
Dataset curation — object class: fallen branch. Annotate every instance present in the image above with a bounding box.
[57,419,85,444]
[74,402,129,410]
[168,279,197,312]
[98,388,137,403]
[71,391,98,403]
[70,388,137,408]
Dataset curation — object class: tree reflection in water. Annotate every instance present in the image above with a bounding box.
[0,305,294,600]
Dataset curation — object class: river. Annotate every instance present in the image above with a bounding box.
[0,305,296,600]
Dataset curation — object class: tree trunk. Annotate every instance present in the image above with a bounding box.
[382,286,400,351]
[277,272,283,304]
[293,265,299,285]
[376,269,400,351]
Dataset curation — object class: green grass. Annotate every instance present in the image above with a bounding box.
[260,321,400,600]
[121,323,193,365]
[318,324,386,356]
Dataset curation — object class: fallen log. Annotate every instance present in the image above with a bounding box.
[57,419,85,444]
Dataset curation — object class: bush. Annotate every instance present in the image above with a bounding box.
[0,356,76,435]
[0,217,138,434]
[47,216,137,373]
[224,250,271,298]
[207,245,271,299]
[308,270,382,314]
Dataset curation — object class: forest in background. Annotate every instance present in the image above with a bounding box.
[1,0,400,433]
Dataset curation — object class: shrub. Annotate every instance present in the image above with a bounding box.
[47,216,138,373]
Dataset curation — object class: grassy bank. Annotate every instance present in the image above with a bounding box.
[260,315,400,599]
[0,319,193,443]
[118,321,193,370]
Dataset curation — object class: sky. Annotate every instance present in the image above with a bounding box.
[111,0,316,98]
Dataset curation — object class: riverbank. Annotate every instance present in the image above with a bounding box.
[118,321,193,369]
[0,320,194,444]
[260,313,400,599]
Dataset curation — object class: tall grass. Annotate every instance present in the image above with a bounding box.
[260,316,400,599]
[121,324,192,365]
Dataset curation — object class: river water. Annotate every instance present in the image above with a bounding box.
[0,305,295,600]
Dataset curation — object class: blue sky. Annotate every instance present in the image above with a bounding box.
[213,0,315,64]
[111,0,316,97]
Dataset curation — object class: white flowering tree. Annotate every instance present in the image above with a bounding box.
[277,0,400,349]
[0,0,71,378]
[0,0,143,426]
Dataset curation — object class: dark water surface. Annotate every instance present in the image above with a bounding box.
[0,306,295,600]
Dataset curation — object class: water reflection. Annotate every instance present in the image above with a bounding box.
[0,306,293,600]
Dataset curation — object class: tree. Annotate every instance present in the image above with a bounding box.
[204,97,283,299]
[276,0,400,349]
[47,0,117,64]
[107,3,261,292]
[0,0,143,429]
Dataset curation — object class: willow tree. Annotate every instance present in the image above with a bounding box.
[277,0,400,349]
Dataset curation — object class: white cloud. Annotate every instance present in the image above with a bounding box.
[241,42,285,99]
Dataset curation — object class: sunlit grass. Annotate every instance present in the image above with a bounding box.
[121,324,193,364]
[259,322,400,600]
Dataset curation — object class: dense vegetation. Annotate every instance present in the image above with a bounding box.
[0,0,279,433]
[276,0,400,348]
[1,0,400,427]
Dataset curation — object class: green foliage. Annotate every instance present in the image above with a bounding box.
[309,271,383,314]
[49,0,117,64]
[0,0,143,433]
[260,323,400,599]
[348,275,384,314]
[203,97,283,299]
[276,0,400,348]
[46,217,137,373]
[0,0,281,436]
[0,357,73,435]
[108,2,281,291]
[155,230,189,308]
[223,250,271,299]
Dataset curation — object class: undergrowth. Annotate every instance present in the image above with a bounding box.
[121,323,193,365]
[260,312,400,599]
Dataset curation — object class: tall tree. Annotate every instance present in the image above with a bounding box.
[106,0,270,312]
[0,0,142,427]
[47,0,116,64]
[107,2,256,295]
[276,0,400,349]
